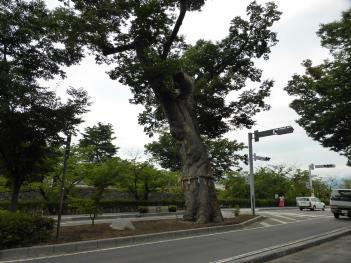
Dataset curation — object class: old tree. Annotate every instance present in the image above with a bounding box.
[62,0,281,223]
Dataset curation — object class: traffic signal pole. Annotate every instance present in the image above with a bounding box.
[308,164,314,197]
[247,126,294,216]
[248,132,255,216]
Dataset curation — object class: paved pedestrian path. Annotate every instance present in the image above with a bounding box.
[269,234,351,262]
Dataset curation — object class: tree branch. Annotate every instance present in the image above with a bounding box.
[101,43,136,56]
[161,0,187,59]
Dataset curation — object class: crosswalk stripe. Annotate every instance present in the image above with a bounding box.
[268,217,287,224]
[260,221,273,227]
[269,214,297,221]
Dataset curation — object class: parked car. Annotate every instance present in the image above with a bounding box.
[330,189,351,219]
[296,197,325,211]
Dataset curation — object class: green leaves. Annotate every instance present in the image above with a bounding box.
[285,8,351,165]
[79,122,118,163]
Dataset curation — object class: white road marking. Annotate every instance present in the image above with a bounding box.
[209,226,351,263]
[268,217,287,224]
[259,221,273,227]
[268,214,297,221]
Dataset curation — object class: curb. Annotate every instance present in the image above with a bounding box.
[0,216,263,261]
[214,226,351,263]
[62,211,184,222]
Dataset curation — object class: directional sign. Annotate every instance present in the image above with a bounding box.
[274,126,294,135]
[314,164,336,168]
[253,126,294,141]
[254,154,271,161]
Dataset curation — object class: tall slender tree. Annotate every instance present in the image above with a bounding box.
[58,0,281,223]
[0,0,89,211]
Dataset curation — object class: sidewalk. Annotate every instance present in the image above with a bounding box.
[269,234,351,263]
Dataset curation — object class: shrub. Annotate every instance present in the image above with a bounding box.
[168,205,177,212]
[0,210,55,249]
[234,205,240,216]
[138,206,148,213]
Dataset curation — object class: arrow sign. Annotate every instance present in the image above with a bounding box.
[314,164,336,168]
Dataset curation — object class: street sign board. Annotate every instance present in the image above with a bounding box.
[315,164,336,168]
[254,155,271,161]
[253,126,294,141]
[275,126,294,135]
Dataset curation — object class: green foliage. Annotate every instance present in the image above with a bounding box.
[220,166,332,202]
[146,132,245,179]
[0,0,90,211]
[220,171,250,199]
[234,205,240,216]
[341,178,351,189]
[38,146,90,214]
[285,8,351,165]
[168,205,177,212]
[79,122,118,163]
[58,1,281,139]
[0,210,54,249]
[117,158,181,200]
[69,198,102,225]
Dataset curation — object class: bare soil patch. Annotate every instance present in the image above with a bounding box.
[53,215,255,244]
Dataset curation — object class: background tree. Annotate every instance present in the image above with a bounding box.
[220,171,250,200]
[285,8,351,165]
[145,132,245,179]
[341,178,351,189]
[70,158,121,225]
[79,122,118,163]
[60,0,281,223]
[38,146,89,214]
[0,0,90,211]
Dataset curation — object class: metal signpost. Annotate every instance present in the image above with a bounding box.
[248,126,294,216]
[308,163,335,196]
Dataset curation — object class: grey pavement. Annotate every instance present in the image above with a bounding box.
[269,234,351,263]
[2,207,347,263]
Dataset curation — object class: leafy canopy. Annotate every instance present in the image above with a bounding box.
[285,8,351,165]
[79,122,118,163]
[59,0,281,138]
[0,0,90,210]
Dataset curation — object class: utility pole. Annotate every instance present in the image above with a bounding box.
[248,133,255,216]
[56,133,72,241]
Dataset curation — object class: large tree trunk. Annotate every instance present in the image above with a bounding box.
[154,72,223,224]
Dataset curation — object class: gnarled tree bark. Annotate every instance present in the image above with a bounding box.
[152,71,223,224]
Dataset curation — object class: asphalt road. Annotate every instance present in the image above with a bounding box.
[22,208,351,263]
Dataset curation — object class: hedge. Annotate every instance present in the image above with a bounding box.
[0,210,55,249]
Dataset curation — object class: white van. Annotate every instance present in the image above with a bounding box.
[330,189,351,219]
[296,197,325,211]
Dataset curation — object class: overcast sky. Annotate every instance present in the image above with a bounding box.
[46,0,351,180]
